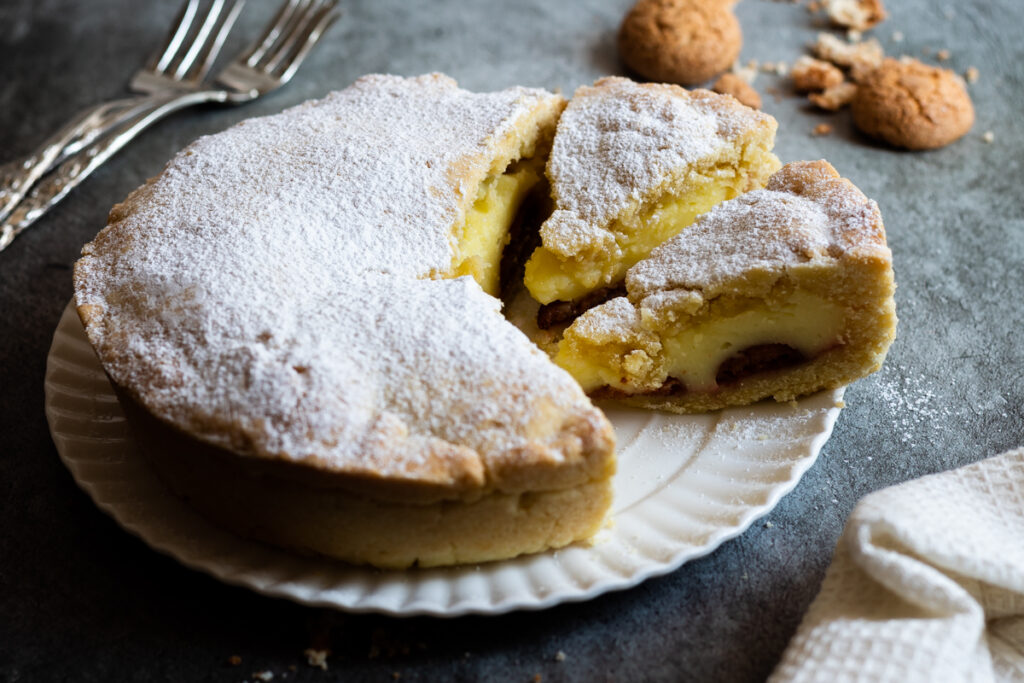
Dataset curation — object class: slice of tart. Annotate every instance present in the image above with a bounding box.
[523,76,781,309]
[554,160,897,413]
[74,74,616,569]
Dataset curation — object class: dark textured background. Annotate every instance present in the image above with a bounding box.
[1,0,1022,681]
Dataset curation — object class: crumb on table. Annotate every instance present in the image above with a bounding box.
[713,73,763,109]
[809,81,858,110]
[792,56,845,92]
[304,649,329,671]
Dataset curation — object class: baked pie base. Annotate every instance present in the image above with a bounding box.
[118,390,612,569]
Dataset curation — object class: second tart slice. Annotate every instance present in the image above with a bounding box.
[524,76,781,308]
[554,161,897,413]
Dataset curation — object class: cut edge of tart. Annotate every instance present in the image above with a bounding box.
[554,160,897,413]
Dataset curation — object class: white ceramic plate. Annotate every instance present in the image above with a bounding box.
[45,300,844,616]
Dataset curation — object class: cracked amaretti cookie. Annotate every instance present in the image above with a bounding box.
[74,74,616,569]
[554,160,897,413]
[523,76,780,309]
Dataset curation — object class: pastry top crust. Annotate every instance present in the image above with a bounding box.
[74,74,614,504]
[540,76,778,260]
[626,160,890,309]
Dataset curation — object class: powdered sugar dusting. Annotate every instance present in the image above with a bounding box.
[875,365,952,448]
[627,160,887,301]
[627,190,832,297]
[541,77,777,256]
[74,74,604,484]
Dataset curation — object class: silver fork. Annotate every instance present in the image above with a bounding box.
[0,0,245,226]
[0,0,340,253]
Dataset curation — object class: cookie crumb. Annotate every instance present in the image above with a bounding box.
[713,73,763,109]
[982,130,994,143]
[812,122,834,136]
[823,0,887,31]
[304,649,329,671]
[731,59,759,84]
[764,521,775,528]
[809,81,858,110]
[936,48,951,61]
[533,674,543,683]
[760,61,789,76]
[814,33,884,71]
[392,673,402,680]
[891,30,904,42]
[253,672,274,682]
[965,66,979,83]
[792,56,845,91]
[555,651,567,662]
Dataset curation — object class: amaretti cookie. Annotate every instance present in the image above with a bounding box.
[618,0,742,86]
[852,57,974,150]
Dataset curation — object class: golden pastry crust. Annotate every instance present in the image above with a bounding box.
[851,57,974,150]
[618,0,741,85]
[74,74,616,568]
[556,160,897,413]
[118,390,613,569]
[712,73,762,109]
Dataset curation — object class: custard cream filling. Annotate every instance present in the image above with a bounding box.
[557,292,845,394]
[524,149,779,305]
[453,163,541,296]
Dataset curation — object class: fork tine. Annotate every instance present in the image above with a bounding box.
[187,0,246,83]
[173,0,229,79]
[241,0,303,67]
[274,3,340,83]
[253,0,313,69]
[262,0,337,76]
[151,0,200,73]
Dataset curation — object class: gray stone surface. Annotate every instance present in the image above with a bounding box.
[1,0,1021,681]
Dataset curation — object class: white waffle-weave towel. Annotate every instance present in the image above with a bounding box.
[771,447,1024,683]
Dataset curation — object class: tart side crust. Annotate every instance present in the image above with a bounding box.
[120,389,612,569]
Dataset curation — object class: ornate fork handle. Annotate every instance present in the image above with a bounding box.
[0,89,230,252]
[0,98,153,224]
